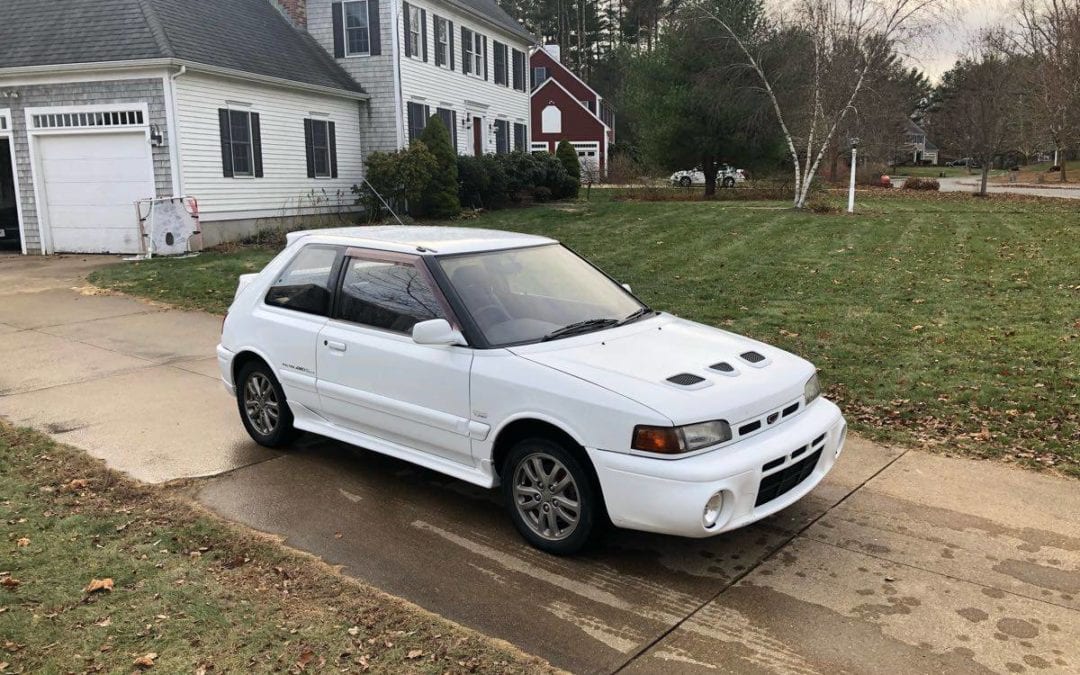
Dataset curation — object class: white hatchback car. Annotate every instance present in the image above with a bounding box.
[218,226,846,554]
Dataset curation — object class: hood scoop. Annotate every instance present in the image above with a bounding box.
[740,351,771,367]
[709,361,740,377]
[665,373,711,389]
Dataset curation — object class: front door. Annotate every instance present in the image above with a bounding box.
[316,250,474,466]
[473,117,483,156]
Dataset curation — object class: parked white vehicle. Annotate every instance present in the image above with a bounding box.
[218,227,845,554]
[671,165,747,188]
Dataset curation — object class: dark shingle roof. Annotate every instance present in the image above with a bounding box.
[446,0,535,42]
[0,0,364,95]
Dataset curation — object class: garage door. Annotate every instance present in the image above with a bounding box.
[38,132,155,253]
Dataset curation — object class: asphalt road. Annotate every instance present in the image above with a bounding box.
[2,254,1078,674]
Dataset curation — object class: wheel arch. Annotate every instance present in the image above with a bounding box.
[230,347,276,387]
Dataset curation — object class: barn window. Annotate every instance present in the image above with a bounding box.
[541,105,561,133]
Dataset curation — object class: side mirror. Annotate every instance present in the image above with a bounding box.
[621,283,633,293]
[412,319,467,346]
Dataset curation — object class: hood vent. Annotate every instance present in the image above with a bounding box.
[709,361,740,376]
[666,373,705,386]
[740,351,771,367]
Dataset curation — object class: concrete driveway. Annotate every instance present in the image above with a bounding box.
[936,176,1080,200]
[2,255,1078,674]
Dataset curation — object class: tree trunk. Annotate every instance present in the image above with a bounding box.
[703,155,717,197]
[979,164,990,196]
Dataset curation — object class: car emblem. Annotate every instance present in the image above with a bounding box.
[767,413,779,425]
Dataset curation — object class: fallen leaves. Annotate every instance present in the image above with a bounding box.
[84,578,114,594]
[406,649,424,660]
[0,577,19,591]
[132,652,157,668]
[15,538,29,548]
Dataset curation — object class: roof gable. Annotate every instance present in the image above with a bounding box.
[0,0,364,95]
[441,0,535,43]
[531,77,608,130]
[531,46,598,103]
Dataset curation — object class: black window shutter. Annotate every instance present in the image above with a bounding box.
[433,16,442,66]
[332,2,344,58]
[449,21,454,69]
[403,2,411,57]
[329,122,338,179]
[461,27,469,74]
[493,43,503,85]
[304,119,316,178]
[421,10,428,62]
[482,36,488,80]
[452,110,458,149]
[251,113,263,178]
[368,0,381,55]
[219,109,234,178]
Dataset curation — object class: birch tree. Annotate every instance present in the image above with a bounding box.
[694,0,942,208]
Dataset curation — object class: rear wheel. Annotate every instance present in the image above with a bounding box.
[502,438,598,555]
[722,176,736,188]
[679,176,692,188]
[236,361,297,448]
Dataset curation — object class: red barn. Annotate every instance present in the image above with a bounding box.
[530,45,614,177]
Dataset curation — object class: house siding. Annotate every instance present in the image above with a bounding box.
[396,0,531,155]
[0,78,171,254]
[172,71,364,222]
[309,0,401,156]
[531,49,595,107]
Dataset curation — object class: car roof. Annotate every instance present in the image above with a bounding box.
[285,226,556,255]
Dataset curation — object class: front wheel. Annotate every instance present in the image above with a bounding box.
[502,439,599,555]
[236,361,297,448]
[722,176,736,188]
[679,176,692,188]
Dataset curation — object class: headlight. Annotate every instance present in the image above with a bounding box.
[632,420,732,455]
[804,373,821,403]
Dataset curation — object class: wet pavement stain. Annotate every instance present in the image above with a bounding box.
[957,607,989,623]
[996,618,1040,640]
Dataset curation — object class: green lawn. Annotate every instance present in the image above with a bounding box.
[0,423,552,673]
[89,192,1080,474]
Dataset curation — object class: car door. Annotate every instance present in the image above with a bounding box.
[253,244,343,412]
[315,248,475,466]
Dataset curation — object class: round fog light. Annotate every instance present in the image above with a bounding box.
[703,492,724,528]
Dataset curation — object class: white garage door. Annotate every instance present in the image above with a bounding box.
[39,132,155,253]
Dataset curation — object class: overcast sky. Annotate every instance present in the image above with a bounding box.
[906,0,1016,80]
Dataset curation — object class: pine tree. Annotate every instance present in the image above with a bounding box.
[418,116,462,218]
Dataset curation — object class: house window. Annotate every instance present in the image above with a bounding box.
[407,4,421,58]
[437,107,458,151]
[474,33,485,76]
[494,119,510,154]
[511,49,526,90]
[513,122,527,151]
[541,105,561,133]
[493,41,509,86]
[407,101,429,142]
[344,1,370,56]
[532,67,548,89]
[435,16,449,66]
[220,109,258,177]
[305,118,337,179]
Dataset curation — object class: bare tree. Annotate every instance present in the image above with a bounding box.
[695,0,942,208]
[934,40,1021,196]
[1014,0,1080,181]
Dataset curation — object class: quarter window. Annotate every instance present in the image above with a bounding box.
[265,246,340,316]
[344,1,370,56]
[337,257,446,333]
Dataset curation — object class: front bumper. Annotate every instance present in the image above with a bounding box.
[587,398,846,538]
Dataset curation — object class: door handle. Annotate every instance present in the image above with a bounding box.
[325,340,347,352]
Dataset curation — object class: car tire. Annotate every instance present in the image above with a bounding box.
[502,438,599,555]
[236,360,298,448]
[679,176,692,188]
[723,176,736,188]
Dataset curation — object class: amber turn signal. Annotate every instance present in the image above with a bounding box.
[632,425,683,454]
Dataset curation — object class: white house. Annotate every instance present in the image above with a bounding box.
[0,0,534,255]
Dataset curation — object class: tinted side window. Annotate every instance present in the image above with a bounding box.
[337,258,445,333]
[264,246,339,316]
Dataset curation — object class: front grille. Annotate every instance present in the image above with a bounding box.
[755,448,822,507]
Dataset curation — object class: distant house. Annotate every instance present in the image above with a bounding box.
[904,119,938,166]
[0,0,533,255]
[529,45,613,177]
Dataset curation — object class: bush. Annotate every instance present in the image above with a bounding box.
[555,141,581,197]
[457,154,508,209]
[456,150,576,210]
[902,176,940,191]
[417,117,461,218]
[352,143,438,221]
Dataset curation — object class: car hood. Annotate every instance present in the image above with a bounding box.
[509,315,816,426]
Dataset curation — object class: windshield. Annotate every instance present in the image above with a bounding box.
[437,244,648,346]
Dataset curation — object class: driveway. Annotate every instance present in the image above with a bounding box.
[2,255,1078,674]
[936,176,1080,200]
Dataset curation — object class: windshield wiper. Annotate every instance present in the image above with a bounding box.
[541,318,620,341]
[616,307,656,326]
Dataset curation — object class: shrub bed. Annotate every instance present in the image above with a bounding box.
[902,176,940,191]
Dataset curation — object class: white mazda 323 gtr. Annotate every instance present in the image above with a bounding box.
[218,226,846,554]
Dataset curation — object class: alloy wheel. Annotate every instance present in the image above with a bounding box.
[512,452,581,541]
[243,373,280,436]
